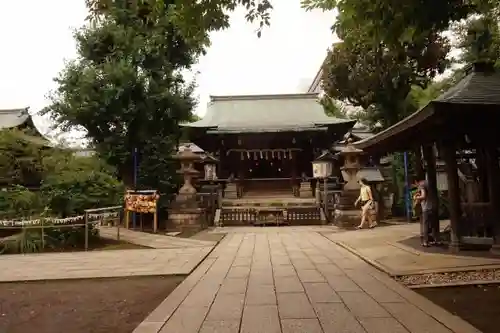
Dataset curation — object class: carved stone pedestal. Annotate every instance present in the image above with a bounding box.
[168,208,206,233]
[334,190,361,228]
[300,181,312,198]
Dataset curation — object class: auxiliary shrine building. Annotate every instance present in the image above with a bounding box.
[182,93,357,197]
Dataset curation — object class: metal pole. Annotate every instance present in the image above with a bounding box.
[403,152,411,222]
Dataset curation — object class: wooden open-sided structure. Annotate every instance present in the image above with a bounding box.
[355,62,500,252]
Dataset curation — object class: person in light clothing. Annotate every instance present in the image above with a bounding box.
[354,178,377,229]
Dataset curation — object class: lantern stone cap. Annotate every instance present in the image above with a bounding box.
[173,148,201,161]
[313,149,337,162]
[340,138,364,154]
[201,153,219,163]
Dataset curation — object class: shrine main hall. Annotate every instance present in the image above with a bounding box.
[182,93,359,197]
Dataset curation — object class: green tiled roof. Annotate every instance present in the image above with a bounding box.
[0,108,51,146]
[183,93,355,134]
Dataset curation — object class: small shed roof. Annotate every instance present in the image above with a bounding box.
[182,93,355,134]
[355,63,500,153]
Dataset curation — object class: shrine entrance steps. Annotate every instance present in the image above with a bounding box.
[217,192,322,227]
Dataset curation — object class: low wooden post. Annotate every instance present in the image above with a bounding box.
[117,211,121,241]
[153,211,158,233]
[125,209,129,229]
[84,211,89,251]
[41,218,45,250]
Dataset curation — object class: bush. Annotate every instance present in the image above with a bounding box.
[0,185,43,219]
[40,152,124,216]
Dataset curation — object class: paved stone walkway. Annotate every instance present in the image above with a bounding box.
[0,247,213,282]
[323,223,500,275]
[99,226,216,248]
[135,230,479,333]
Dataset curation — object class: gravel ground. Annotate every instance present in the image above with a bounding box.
[395,268,500,286]
[416,283,500,333]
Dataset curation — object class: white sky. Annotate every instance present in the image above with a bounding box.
[0,0,337,142]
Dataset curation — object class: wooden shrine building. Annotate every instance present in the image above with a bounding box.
[182,93,356,198]
[355,62,500,253]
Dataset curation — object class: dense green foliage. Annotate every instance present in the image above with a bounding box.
[45,0,274,198]
[0,129,123,219]
[0,129,122,254]
[303,0,500,128]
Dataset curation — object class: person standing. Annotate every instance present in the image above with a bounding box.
[354,178,377,229]
[414,178,440,247]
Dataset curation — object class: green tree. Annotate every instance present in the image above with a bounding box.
[45,2,202,196]
[85,0,273,39]
[302,0,477,128]
[47,1,274,197]
[453,15,500,67]
[40,152,124,217]
[320,96,347,119]
[0,129,45,187]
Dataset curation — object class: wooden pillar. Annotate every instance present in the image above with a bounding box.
[422,145,439,207]
[422,144,440,238]
[440,141,461,252]
[291,151,298,197]
[485,145,500,253]
[413,146,425,182]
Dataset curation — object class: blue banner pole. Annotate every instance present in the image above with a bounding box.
[132,147,138,229]
[403,152,411,222]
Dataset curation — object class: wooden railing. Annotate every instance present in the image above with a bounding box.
[217,206,321,226]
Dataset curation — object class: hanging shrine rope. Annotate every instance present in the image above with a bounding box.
[228,148,300,160]
[0,211,120,227]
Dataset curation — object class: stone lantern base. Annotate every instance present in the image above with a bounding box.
[168,207,206,233]
[334,189,361,228]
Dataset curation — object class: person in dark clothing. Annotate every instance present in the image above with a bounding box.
[414,178,440,247]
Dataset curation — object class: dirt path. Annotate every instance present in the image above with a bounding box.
[0,276,184,333]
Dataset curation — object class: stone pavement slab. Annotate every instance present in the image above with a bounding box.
[0,247,212,282]
[99,226,216,248]
[323,223,500,275]
[135,229,481,333]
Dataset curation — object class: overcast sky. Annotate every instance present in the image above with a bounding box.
[0,0,336,142]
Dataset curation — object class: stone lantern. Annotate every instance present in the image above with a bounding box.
[168,148,206,233]
[335,139,365,227]
[340,138,364,191]
[202,154,218,181]
[312,150,336,223]
[173,148,201,205]
[312,150,334,179]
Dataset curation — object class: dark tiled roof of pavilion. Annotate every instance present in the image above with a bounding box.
[182,93,356,134]
[355,63,500,151]
[435,63,500,104]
